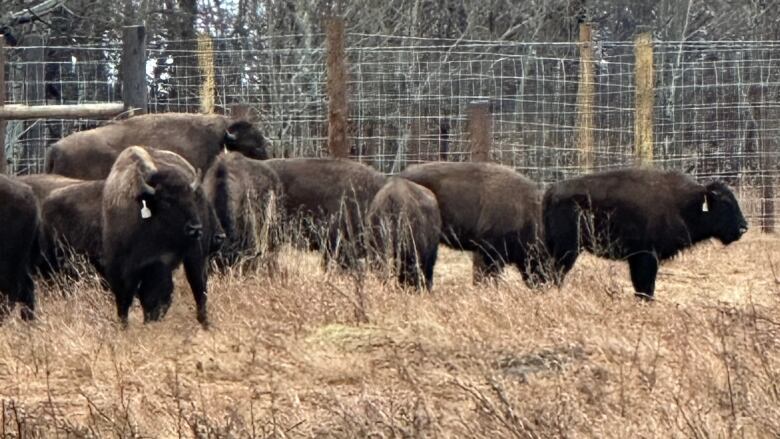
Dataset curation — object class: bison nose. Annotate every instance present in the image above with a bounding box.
[185,222,203,239]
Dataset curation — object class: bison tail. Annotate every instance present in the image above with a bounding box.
[44,145,60,174]
[211,160,235,238]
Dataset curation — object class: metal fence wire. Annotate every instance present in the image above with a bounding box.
[2,34,778,226]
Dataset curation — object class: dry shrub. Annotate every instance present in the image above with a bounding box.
[0,232,777,438]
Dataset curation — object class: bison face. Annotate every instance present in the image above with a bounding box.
[704,181,748,245]
[137,170,204,242]
[224,120,270,160]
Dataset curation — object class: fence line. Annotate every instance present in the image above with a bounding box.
[2,33,779,228]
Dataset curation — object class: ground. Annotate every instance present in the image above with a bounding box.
[0,232,778,438]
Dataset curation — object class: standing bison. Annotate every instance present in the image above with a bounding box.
[102,147,218,327]
[543,168,748,299]
[399,162,545,286]
[45,113,270,180]
[264,158,387,269]
[0,175,38,320]
[203,152,282,268]
[367,177,442,291]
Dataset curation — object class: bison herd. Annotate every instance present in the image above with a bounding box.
[0,112,749,327]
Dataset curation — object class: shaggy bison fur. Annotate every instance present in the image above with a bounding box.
[0,175,38,320]
[542,168,748,299]
[399,162,545,286]
[45,113,270,180]
[367,177,442,291]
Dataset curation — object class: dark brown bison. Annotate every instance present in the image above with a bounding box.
[542,168,748,299]
[0,175,38,320]
[203,152,282,268]
[367,177,442,290]
[264,158,387,268]
[399,162,545,286]
[102,147,221,327]
[45,113,270,180]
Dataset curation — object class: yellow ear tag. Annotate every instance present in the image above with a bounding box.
[141,200,152,219]
[702,196,709,213]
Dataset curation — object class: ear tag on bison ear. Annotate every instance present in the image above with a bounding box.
[702,196,709,213]
[141,200,152,219]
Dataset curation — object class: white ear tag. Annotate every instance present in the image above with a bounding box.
[141,200,152,219]
[702,196,709,213]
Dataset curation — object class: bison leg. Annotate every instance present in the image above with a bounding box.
[628,252,658,300]
[109,279,135,328]
[422,245,438,291]
[138,264,174,323]
[472,250,505,285]
[16,272,36,321]
[183,254,209,328]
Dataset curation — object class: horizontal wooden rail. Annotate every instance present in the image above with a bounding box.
[0,103,127,120]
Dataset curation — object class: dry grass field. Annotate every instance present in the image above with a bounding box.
[0,232,778,438]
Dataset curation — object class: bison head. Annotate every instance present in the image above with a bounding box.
[702,181,748,245]
[136,168,204,242]
[224,120,270,160]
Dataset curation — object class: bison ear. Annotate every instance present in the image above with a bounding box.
[224,121,252,145]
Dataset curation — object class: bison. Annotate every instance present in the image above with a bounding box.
[45,112,271,180]
[18,174,83,202]
[102,146,221,327]
[399,162,545,286]
[203,152,282,269]
[264,158,387,269]
[0,175,38,320]
[542,168,748,299]
[367,177,442,291]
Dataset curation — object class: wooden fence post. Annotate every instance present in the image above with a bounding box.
[197,33,215,114]
[468,100,492,283]
[122,25,147,115]
[326,17,349,158]
[748,84,777,233]
[576,23,595,172]
[0,36,6,174]
[468,101,491,162]
[23,34,45,172]
[634,31,654,166]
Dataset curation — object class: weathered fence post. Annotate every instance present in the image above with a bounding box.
[22,34,45,172]
[0,36,6,174]
[326,17,349,158]
[468,100,492,283]
[197,33,215,114]
[748,84,777,233]
[121,25,147,115]
[634,30,654,166]
[576,23,595,172]
[468,101,491,162]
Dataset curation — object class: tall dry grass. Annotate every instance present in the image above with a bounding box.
[0,232,777,438]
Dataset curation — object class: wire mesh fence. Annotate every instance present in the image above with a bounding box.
[2,34,778,226]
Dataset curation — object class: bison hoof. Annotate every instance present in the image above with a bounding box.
[19,307,35,322]
[634,292,655,302]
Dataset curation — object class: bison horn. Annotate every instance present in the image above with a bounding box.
[191,171,200,191]
[142,181,156,196]
[225,129,237,141]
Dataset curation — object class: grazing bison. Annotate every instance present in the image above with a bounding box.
[102,146,218,327]
[264,158,387,268]
[0,175,38,320]
[203,152,282,268]
[542,168,748,299]
[399,162,545,286]
[367,177,442,291]
[45,113,271,180]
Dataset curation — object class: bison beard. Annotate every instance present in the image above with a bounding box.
[543,168,749,299]
[102,147,218,327]
[399,162,545,287]
[0,175,39,321]
[45,113,271,180]
[367,178,442,291]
